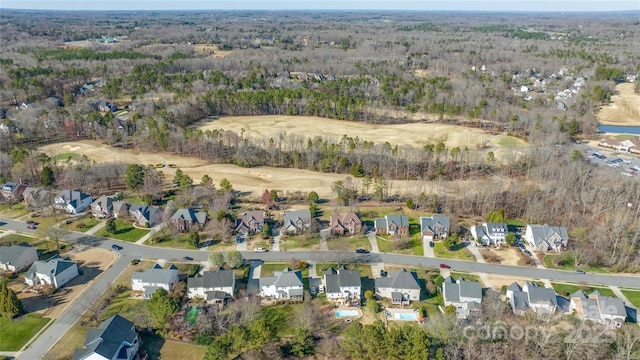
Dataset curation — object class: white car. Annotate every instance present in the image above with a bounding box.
[254,247,268,252]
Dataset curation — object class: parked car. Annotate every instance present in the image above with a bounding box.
[439,263,451,269]
[183,256,194,261]
[27,224,36,229]
[429,241,435,248]
[112,244,123,250]
[255,247,268,253]
[355,248,370,254]
[574,270,585,275]
[26,220,35,225]
[523,250,532,256]
[380,269,387,277]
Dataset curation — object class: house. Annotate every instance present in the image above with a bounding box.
[375,269,421,305]
[131,263,179,300]
[1,182,28,202]
[375,214,409,238]
[235,210,265,235]
[187,269,236,305]
[22,187,54,209]
[24,258,79,288]
[98,101,118,113]
[72,314,140,360]
[420,215,450,241]
[322,267,362,304]
[615,137,640,154]
[55,189,92,214]
[570,290,627,329]
[471,222,508,246]
[169,208,208,232]
[506,282,558,317]
[129,204,163,227]
[0,245,38,272]
[259,268,304,301]
[329,212,362,236]
[442,276,483,319]
[525,224,569,252]
[91,196,129,219]
[282,209,312,234]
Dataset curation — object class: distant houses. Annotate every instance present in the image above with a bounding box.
[0,182,28,203]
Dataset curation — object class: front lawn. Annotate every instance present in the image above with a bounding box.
[433,242,474,261]
[551,282,616,298]
[326,235,370,251]
[315,263,372,278]
[0,202,29,218]
[621,290,640,309]
[141,335,207,360]
[543,254,609,273]
[146,233,199,249]
[62,217,100,233]
[94,219,149,242]
[449,272,481,283]
[376,236,422,255]
[0,233,39,245]
[279,235,320,251]
[42,324,87,360]
[0,314,51,351]
[260,262,309,279]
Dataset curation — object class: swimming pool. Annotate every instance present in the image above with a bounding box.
[393,312,418,320]
[336,310,359,317]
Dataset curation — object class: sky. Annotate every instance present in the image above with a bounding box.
[1,1,639,12]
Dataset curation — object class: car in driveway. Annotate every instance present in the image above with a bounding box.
[26,220,35,225]
[439,263,451,269]
[574,270,586,275]
[27,224,37,229]
[523,250,532,256]
[254,247,268,253]
[183,256,194,261]
[111,244,123,250]
[380,269,387,277]
[355,248,370,254]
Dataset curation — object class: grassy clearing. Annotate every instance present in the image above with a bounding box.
[0,233,39,245]
[315,263,373,279]
[449,272,481,283]
[141,335,207,360]
[43,324,87,360]
[376,236,422,255]
[551,282,616,298]
[326,235,370,251]
[495,135,527,148]
[279,235,320,251]
[506,219,526,227]
[543,254,609,273]
[62,217,100,233]
[621,290,640,309]
[94,219,149,242]
[433,242,474,261]
[102,290,146,320]
[51,152,84,162]
[146,233,199,249]
[0,202,29,218]
[0,314,51,351]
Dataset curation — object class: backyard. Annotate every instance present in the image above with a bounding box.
[141,335,207,360]
[0,314,51,351]
[94,219,150,242]
[433,242,474,261]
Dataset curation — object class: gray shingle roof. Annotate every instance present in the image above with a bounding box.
[386,214,409,227]
[378,269,420,290]
[72,314,137,360]
[170,208,207,224]
[26,258,77,279]
[0,245,37,267]
[273,268,303,288]
[485,222,507,236]
[527,224,569,249]
[188,270,235,289]
[132,265,178,285]
[283,210,311,228]
[506,282,522,292]
[420,215,450,234]
[570,290,587,299]
[596,295,627,317]
[459,279,482,300]
[324,268,361,293]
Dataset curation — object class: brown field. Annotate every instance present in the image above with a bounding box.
[198,115,490,149]
[40,140,512,198]
[597,83,640,126]
[481,247,526,266]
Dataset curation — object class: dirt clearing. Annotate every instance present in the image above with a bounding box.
[597,83,640,126]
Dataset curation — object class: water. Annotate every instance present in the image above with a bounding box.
[336,310,359,317]
[393,312,418,320]
[598,125,640,134]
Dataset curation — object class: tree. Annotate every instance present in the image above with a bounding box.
[125,164,146,195]
[147,288,179,330]
[288,327,315,357]
[442,233,459,250]
[219,178,233,193]
[208,252,224,269]
[226,250,243,268]
[486,151,496,165]
[444,304,456,315]
[270,190,278,203]
[364,290,374,301]
[406,198,415,210]
[0,282,23,319]
[571,149,583,161]
[487,208,507,223]
[188,230,200,247]
[105,218,117,234]
[309,203,318,218]
[307,191,319,203]
[41,166,55,186]
[505,232,516,246]
[201,174,212,187]
[261,222,271,239]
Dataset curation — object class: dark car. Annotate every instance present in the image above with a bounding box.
[355,248,370,254]
[429,241,435,248]
[183,256,194,261]
[523,250,532,256]
[26,220,35,225]
[380,269,387,277]
[439,263,451,269]
[111,244,123,250]
[574,270,585,275]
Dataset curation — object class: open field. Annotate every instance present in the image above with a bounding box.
[597,83,640,126]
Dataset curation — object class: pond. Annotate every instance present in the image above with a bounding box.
[598,125,640,134]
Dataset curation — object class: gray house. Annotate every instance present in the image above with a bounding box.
[169,208,208,232]
[282,210,312,234]
[259,268,304,300]
[506,282,558,317]
[54,189,92,214]
[323,267,362,304]
[131,263,179,299]
[72,314,139,360]
[129,204,163,227]
[24,258,79,289]
[188,269,236,304]
[570,290,627,328]
[442,276,483,318]
[471,222,508,246]
[420,215,450,241]
[375,269,421,305]
[0,245,38,272]
[375,214,409,238]
[525,224,569,252]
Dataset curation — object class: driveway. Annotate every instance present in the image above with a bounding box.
[365,231,380,253]
[272,228,281,251]
[319,229,329,251]
[423,238,435,258]
[235,234,247,251]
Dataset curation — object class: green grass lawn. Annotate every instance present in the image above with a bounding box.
[0,202,29,218]
[279,235,320,251]
[146,233,199,249]
[62,217,100,233]
[506,219,526,227]
[94,219,149,242]
[543,254,609,273]
[412,293,444,318]
[51,152,84,162]
[449,272,481,283]
[0,233,39,245]
[621,290,640,309]
[260,262,309,279]
[376,236,422,255]
[102,291,146,320]
[433,242,474,261]
[551,282,616,298]
[496,135,527,148]
[315,263,373,278]
[326,235,370,251]
[141,335,207,360]
[0,314,51,351]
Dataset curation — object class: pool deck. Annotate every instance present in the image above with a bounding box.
[385,307,421,321]
[334,306,363,319]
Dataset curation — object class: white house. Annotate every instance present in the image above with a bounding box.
[55,189,92,214]
[259,268,304,301]
[24,258,79,288]
[506,282,558,317]
[0,245,38,272]
[131,263,180,299]
[322,267,361,303]
[570,290,627,329]
[187,269,236,304]
[72,314,140,360]
[375,269,421,305]
[525,224,569,252]
[471,222,508,246]
[442,276,483,319]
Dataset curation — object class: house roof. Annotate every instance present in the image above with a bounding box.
[170,208,207,224]
[420,216,450,234]
[283,210,311,228]
[485,222,507,236]
[458,279,482,300]
[376,269,420,291]
[527,224,569,248]
[511,291,529,311]
[56,189,91,204]
[23,187,53,204]
[570,290,588,300]
[188,270,235,289]
[72,314,137,360]
[26,258,77,279]
[91,195,114,210]
[132,265,178,285]
[330,212,362,230]
[506,282,522,292]
[129,204,163,226]
[0,245,37,266]
[594,294,626,317]
[273,268,304,288]
[205,290,228,301]
[324,268,361,293]
[525,284,558,307]
[1,182,25,193]
[386,214,409,227]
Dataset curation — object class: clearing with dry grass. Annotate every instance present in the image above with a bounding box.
[597,83,640,126]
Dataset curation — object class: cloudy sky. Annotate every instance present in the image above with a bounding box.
[1,0,638,12]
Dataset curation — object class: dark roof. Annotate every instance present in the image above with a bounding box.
[72,315,137,360]
[420,215,450,233]
[188,270,235,289]
[170,208,207,224]
[377,269,420,290]
[0,245,37,267]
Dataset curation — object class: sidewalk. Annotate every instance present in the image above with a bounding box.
[84,220,106,235]
[610,285,633,306]
[135,225,160,245]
